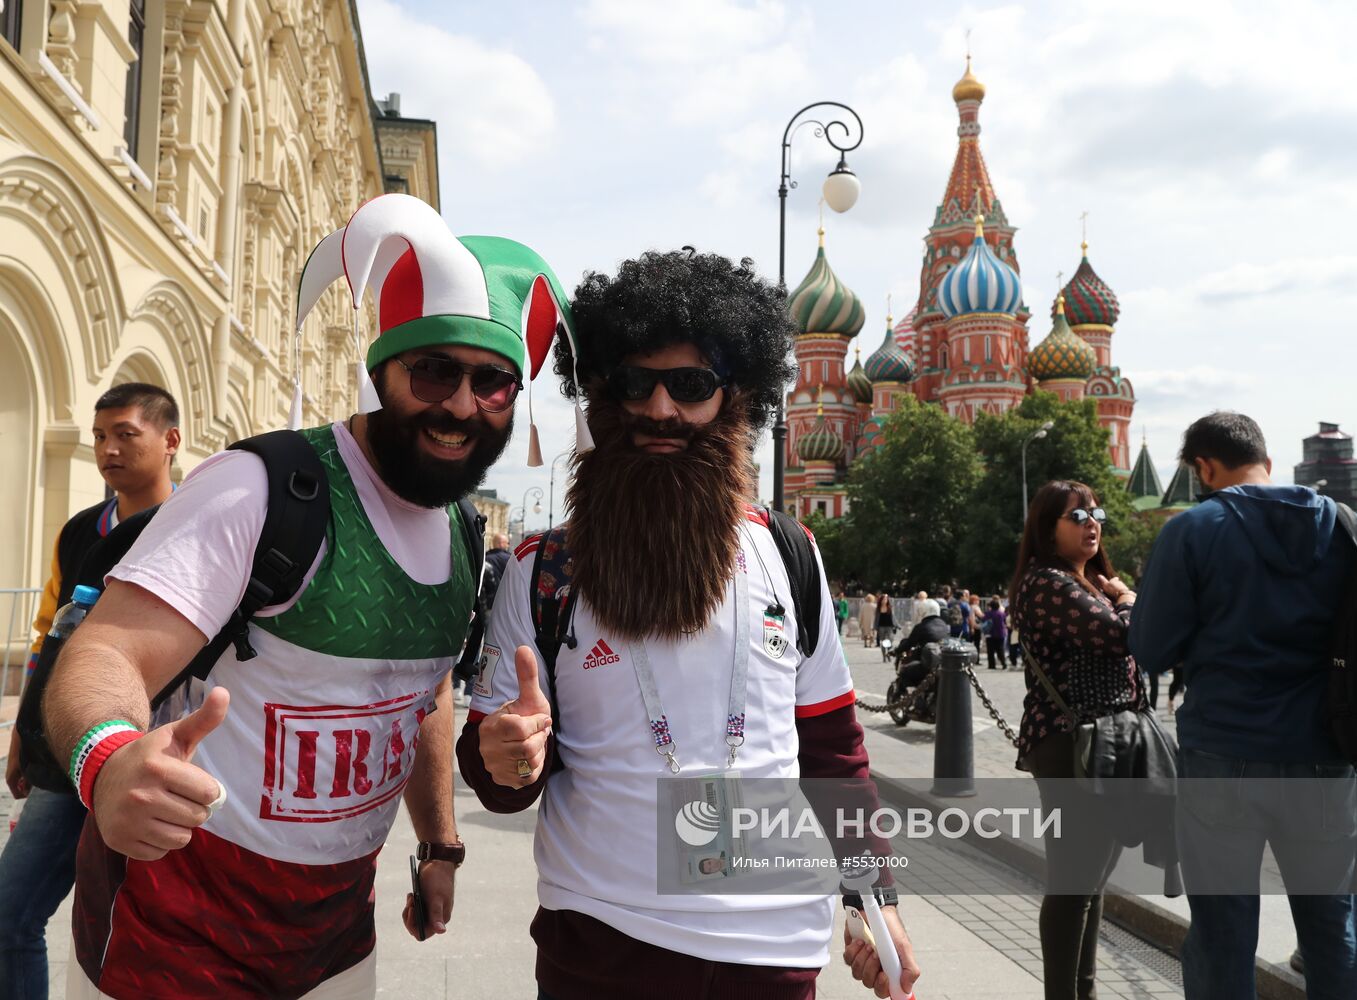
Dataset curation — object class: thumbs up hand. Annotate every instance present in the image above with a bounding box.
[92,687,231,861]
[477,645,553,787]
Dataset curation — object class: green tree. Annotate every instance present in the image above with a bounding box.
[840,395,982,590]
[958,392,1153,591]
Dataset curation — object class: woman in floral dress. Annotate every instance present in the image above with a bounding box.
[1009,480,1142,1000]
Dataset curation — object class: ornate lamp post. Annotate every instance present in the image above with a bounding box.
[512,486,544,542]
[773,102,864,512]
[548,450,573,530]
[1021,421,1054,522]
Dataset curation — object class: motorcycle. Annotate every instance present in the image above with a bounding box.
[883,641,942,727]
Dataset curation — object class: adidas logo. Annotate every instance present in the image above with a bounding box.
[582,639,620,670]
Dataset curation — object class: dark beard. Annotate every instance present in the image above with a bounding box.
[564,394,757,641]
[364,403,512,508]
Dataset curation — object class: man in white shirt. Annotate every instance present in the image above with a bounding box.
[457,250,922,1000]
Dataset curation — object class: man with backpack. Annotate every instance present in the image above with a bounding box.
[1129,411,1357,999]
[0,383,179,1000]
[40,195,571,998]
[456,250,921,1000]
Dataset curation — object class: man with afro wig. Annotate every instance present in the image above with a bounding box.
[458,249,922,1000]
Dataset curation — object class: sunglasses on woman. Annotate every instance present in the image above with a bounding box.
[607,366,727,404]
[393,356,521,412]
[1064,507,1107,526]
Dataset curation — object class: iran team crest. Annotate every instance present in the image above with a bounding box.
[763,612,788,659]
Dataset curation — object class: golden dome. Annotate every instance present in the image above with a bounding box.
[952,56,986,103]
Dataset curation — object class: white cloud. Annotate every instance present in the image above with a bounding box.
[356,0,555,170]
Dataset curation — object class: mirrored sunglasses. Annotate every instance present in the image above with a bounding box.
[394,357,521,412]
[607,366,726,404]
[1065,507,1107,526]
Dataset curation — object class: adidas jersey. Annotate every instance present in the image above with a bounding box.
[467,509,855,968]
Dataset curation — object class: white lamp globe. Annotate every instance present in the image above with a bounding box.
[822,162,861,213]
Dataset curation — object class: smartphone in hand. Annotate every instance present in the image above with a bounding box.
[409,855,426,941]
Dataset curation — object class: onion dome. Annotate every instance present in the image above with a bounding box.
[1029,295,1096,382]
[937,215,1022,318]
[892,309,917,355]
[797,390,844,463]
[788,229,865,336]
[952,55,986,103]
[864,314,915,383]
[846,346,873,403]
[1055,242,1120,327]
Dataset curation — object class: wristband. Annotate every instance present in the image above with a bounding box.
[70,720,142,810]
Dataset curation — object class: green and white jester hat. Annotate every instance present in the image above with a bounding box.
[293,193,590,466]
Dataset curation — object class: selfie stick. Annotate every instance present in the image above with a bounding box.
[842,863,913,1000]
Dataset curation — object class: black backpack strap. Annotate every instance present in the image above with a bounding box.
[764,507,822,659]
[453,498,488,679]
[529,526,576,738]
[151,430,329,708]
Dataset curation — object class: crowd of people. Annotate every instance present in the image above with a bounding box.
[0,193,1351,1000]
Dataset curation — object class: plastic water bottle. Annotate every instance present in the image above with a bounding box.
[49,584,101,641]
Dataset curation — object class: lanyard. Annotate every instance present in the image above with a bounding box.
[628,568,750,773]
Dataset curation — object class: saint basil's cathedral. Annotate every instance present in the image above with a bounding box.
[783,59,1137,520]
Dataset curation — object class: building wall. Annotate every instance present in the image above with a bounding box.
[0,0,437,589]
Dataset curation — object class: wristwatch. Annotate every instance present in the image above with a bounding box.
[416,840,466,867]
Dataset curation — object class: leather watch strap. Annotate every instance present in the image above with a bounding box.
[416,840,466,866]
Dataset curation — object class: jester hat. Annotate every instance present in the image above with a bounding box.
[293,193,590,465]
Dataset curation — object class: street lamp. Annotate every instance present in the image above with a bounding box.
[513,486,544,542]
[1021,421,1055,522]
[773,101,864,512]
[548,450,573,530]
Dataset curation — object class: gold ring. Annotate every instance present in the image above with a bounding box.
[516,758,532,779]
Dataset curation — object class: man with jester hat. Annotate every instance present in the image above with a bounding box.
[42,194,572,999]
[458,249,923,999]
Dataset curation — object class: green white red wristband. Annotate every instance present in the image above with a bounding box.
[70,720,142,810]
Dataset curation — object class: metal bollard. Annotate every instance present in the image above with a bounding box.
[931,638,977,797]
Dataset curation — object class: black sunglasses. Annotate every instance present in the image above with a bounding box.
[607,366,727,404]
[1064,507,1107,526]
[393,356,521,412]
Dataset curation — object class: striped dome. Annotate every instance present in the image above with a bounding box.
[864,318,915,383]
[1029,296,1096,382]
[1056,245,1120,327]
[893,310,917,357]
[788,231,865,336]
[846,347,873,403]
[938,217,1022,318]
[798,408,844,463]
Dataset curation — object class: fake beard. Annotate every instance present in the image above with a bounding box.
[564,395,757,641]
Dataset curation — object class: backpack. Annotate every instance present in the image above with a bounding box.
[526,507,824,737]
[1328,502,1357,763]
[945,601,964,627]
[17,429,486,793]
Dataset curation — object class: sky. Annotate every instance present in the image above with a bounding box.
[355,0,1356,533]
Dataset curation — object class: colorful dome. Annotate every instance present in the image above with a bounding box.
[892,309,917,356]
[1029,295,1096,382]
[937,216,1022,318]
[788,229,865,336]
[952,55,986,103]
[1056,243,1120,327]
[846,347,873,403]
[797,395,844,463]
[864,315,915,383]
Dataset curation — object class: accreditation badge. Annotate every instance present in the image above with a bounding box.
[763,612,788,659]
[473,643,501,698]
[661,770,753,885]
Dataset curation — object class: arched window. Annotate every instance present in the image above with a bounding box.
[941,347,949,369]
[963,338,971,363]
[984,335,992,362]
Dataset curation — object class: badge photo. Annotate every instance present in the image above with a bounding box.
[474,643,501,698]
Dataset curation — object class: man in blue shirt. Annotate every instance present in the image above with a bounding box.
[1129,411,1357,1000]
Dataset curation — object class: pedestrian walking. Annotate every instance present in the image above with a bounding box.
[835,591,849,636]
[1130,411,1357,1000]
[968,593,984,653]
[1010,480,1144,1000]
[0,383,179,1000]
[456,249,920,1000]
[875,591,896,646]
[859,590,878,647]
[982,597,1009,669]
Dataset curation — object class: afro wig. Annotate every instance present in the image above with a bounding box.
[554,249,798,431]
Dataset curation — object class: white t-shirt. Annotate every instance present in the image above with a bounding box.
[469,509,855,968]
[111,420,451,637]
